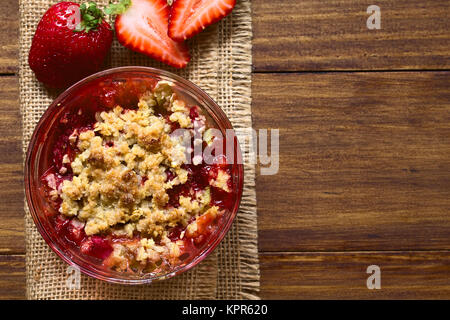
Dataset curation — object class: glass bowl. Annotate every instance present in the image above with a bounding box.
[25,66,244,284]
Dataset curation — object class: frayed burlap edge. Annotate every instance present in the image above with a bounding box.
[20,0,258,299]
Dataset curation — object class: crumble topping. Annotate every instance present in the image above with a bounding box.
[43,80,234,273]
[210,170,231,192]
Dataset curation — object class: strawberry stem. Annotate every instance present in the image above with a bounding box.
[105,0,132,15]
[75,2,107,33]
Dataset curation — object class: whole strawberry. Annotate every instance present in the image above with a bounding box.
[29,2,113,88]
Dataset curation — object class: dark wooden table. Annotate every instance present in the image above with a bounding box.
[0,0,449,299]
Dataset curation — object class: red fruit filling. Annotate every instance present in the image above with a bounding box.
[39,78,236,274]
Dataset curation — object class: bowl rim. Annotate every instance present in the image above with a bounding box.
[24,66,244,285]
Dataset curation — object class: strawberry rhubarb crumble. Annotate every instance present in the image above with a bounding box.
[41,80,234,274]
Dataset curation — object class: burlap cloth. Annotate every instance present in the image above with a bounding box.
[19,0,259,299]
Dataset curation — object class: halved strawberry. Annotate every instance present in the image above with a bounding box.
[168,0,236,41]
[108,0,190,68]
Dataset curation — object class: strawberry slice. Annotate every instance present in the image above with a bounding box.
[168,0,236,41]
[109,0,190,68]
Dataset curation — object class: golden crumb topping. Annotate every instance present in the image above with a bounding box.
[51,81,232,271]
[210,169,231,192]
[59,84,220,242]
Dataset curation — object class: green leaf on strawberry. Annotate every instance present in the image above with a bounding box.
[105,0,132,15]
[75,2,107,33]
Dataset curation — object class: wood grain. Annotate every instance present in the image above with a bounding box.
[0,255,25,299]
[0,0,19,73]
[253,0,450,71]
[0,77,24,254]
[253,72,450,252]
[260,251,450,299]
[0,0,25,300]
[0,252,450,299]
[2,251,449,300]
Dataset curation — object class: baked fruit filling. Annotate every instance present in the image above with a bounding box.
[41,80,234,274]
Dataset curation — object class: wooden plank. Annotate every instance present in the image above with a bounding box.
[253,72,450,252]
[0,77,24,254]
[0,0,19,73]
[260,251,450,299]
[0,255,25,299]
[253,0,450,71]
[1,251,448,300]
